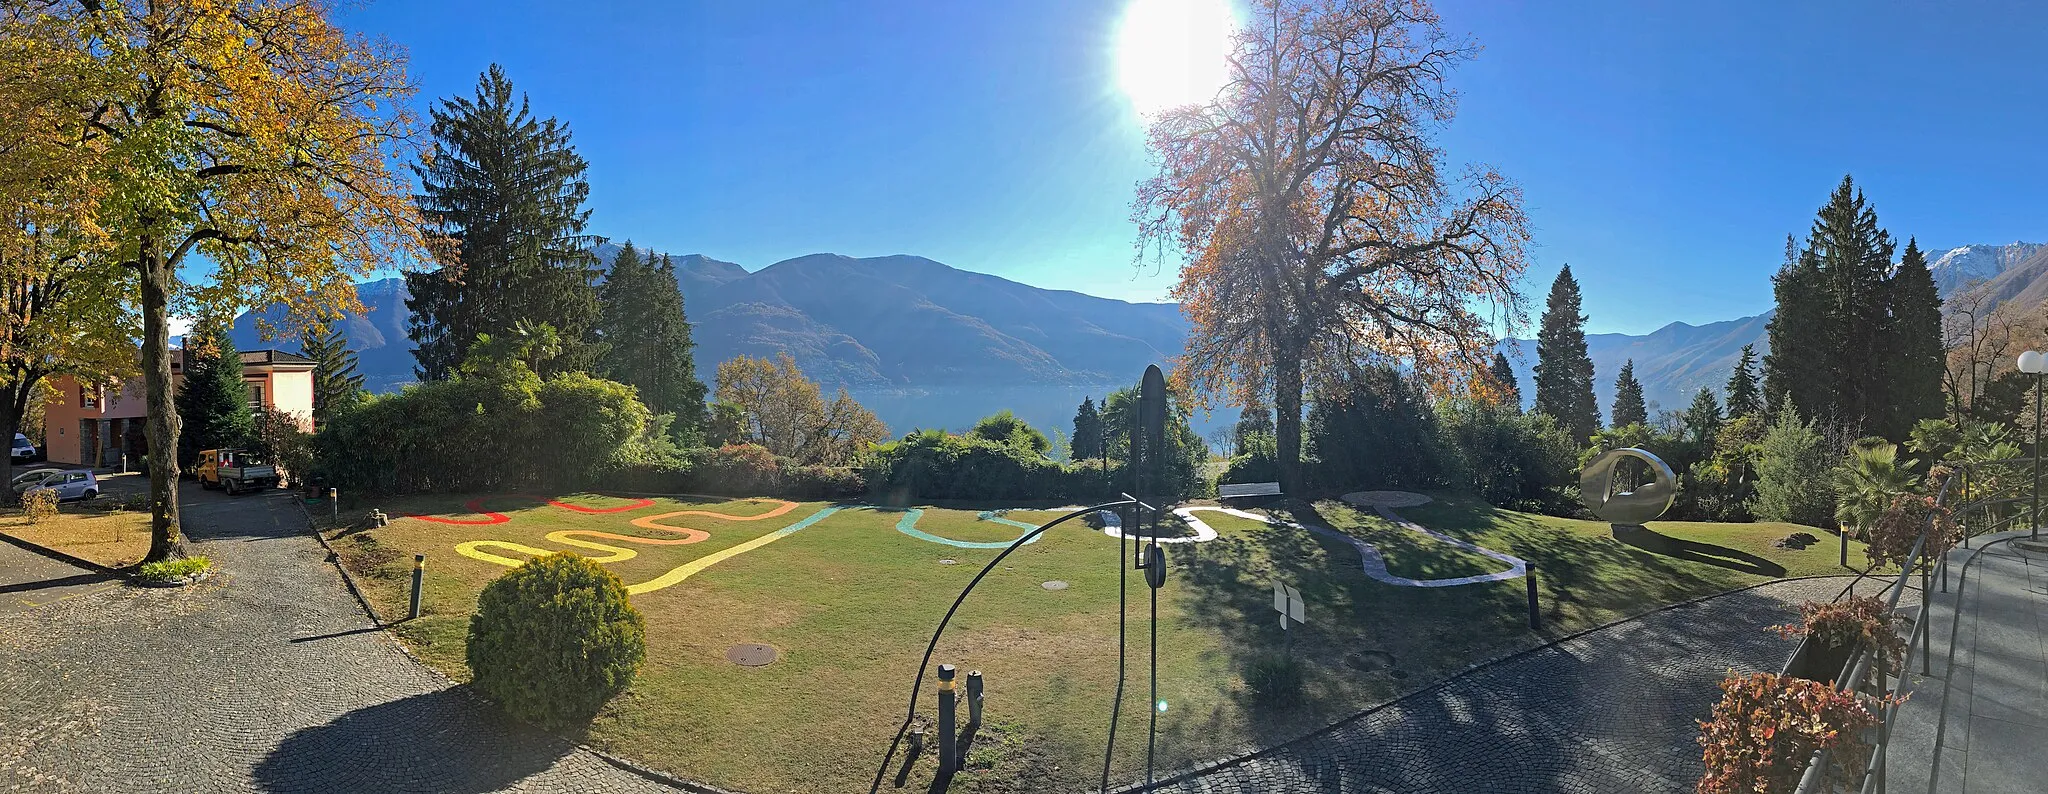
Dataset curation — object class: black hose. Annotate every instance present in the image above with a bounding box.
[868,499,1142,794]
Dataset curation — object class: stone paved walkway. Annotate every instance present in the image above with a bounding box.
[1886,531,2048,794]
[1133,577,1850,793]
[0,486,678,794]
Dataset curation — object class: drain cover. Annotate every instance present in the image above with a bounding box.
[726,643,778,667]
[1042,580,1070,591]
[939,559,958,565]
[1344,650,1397,671]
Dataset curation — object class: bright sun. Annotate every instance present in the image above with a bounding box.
[1116,0,1238,118]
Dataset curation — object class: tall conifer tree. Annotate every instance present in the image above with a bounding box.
[1765,234,1828,418]
[1725,343,1762,419]
[1071,397,1103,460]
[175,327,254,466]
[1683,387,1723,446]
[300,324,365,428]
[1533,265,1600,441]
[597,244,706,432]
[1881,238,1945,440]
[1611,359,1648,428]
[1489,351,1521,410]
[407,65,602,381]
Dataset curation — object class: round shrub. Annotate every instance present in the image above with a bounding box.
[466,552,646,728]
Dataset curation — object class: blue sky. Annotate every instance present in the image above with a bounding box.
[336,0,2048,336]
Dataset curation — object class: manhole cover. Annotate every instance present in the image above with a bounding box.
[726,643,778,667]
[1042,580,1070,591]
[1344,650,1397,671]
[938,559,958,565]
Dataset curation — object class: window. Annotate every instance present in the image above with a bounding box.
[80,384,97,410]
[249,383,265,408]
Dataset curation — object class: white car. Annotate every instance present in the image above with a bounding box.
[9,433,33,463]
[10,467,64,493]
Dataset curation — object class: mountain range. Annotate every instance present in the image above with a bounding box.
[231,240,2046,436]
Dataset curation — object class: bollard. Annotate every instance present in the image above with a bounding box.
[409,554,425,620]
[936,664,958,780]
[329,487,339,524]
[1839,528,1847,568]
[1525,562,1540,631]
[965,669,984,730]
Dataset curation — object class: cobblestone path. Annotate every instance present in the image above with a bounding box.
[0,487,680,794]
[1134,576,1850,794]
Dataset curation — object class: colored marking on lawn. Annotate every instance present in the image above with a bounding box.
[629,498,800,544]
[1176,498,1527,588]
[622,505,847,594]
[891,508,1043,549]
[548,495,657,514]
[407,496,516,525]
[1098,509,1218,544]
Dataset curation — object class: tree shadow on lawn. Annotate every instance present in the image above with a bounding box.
[1153,498,1788,778]
[253,688,578,794]
[1609,524,1786,578]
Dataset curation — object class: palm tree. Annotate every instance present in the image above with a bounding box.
[1832,437,1920,534]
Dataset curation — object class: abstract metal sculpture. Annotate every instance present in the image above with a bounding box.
[1579,447,1677,525]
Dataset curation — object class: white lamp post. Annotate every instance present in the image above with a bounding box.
[2018,351,2047,539]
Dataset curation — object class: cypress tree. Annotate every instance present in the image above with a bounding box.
[1071,397,1102,460]
[300,324,365,428]
[407,64,602,381]
[1611,359,1648,428]
[1489,351,1521,410]
[597,245,707,433]
[175,327,255,466]
[1881,237,1945,440]
[1533,265,1600,442]
[1725,343,1762,419]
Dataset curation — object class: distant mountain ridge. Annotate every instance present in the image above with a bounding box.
[232,239,2045,431]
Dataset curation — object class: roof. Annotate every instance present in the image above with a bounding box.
[239,350,315,368]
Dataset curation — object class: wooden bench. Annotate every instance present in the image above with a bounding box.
[1217,481,1283,500]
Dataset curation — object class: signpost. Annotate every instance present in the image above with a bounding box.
[1271,580,1305,651]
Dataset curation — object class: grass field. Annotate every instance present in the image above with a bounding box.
[325,491,1864,793]
[0,504,152,568]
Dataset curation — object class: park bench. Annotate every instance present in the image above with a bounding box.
[1217,481,1282,500]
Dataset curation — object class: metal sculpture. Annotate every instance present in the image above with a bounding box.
[1579,447,1677,525]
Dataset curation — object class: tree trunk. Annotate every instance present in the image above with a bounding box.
[141,244,184,562]
[1274,352,1304,494]
[0,383,23,508]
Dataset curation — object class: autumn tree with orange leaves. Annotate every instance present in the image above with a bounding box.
[11,0,424,560]
[1133,0,1530,490]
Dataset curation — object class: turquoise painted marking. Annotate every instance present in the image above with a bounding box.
[890,507,1043,549]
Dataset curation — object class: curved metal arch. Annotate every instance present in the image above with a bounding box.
[1580,447,1677,525]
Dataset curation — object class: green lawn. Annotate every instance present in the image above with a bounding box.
[324,491,1863,793]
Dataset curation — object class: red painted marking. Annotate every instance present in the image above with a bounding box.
[547,495,656,514]
[405,497,512,525]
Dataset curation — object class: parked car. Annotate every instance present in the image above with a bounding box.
[10,467,65,493]
[23,469,97,502]
[9,433,33,463]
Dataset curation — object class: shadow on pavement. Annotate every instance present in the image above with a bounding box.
[253,689,573,793]
[0,570,119,595]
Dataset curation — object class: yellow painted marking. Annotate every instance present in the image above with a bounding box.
[451,502,843,594]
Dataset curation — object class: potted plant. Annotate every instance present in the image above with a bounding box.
[1696,671,1896,793]
[1774,595,1905,683]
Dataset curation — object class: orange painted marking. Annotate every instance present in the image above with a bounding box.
[628,498,800,544]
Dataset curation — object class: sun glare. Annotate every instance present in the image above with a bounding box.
[1116,0,1237,119]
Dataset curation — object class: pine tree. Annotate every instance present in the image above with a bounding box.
[1767,176,1896,435]
[1725,343,1762,419]
[406,65,602,381]
[299,324,365,428]
[1683,387,1723,446]
[1071,397,1103,460]
[175,327,255,466]
[1489,351,1521,410]
[1881,237,1945,441]
[1611,359,1648,428]
[597,245,707,433]
[1533,265,1600,442]
[1765,234,1828,419]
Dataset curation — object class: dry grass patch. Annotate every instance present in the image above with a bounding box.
[0,507,153,568]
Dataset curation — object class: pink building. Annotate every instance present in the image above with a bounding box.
[41,349,316,467]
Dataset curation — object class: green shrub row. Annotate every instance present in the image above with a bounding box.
[609,444,867,500]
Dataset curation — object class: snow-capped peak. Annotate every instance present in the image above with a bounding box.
[1928,241,2045,295]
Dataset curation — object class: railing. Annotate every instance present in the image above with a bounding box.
[1789,457,2036,793]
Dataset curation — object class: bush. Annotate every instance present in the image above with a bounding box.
[1696,671,1891,793]
[1221,432,1282,485]
[467,553,646,728]
[865,430,1103,503]
[1863,494,1957,570]
[135,556,212,583]
[1437,398,1578,513]
[685,443,784,495]
[21,489,57,523]
[1242,651,1303,707]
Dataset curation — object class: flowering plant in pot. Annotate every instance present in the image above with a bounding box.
[1696,671,1896,793]
[1773,595,1907,682]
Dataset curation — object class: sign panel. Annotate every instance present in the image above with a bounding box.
[1271,580,1304,627]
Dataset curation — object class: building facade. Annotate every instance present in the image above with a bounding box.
[40,349,316,467]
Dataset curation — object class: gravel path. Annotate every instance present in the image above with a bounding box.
[0,486,680,794]
[1131,576,1851,794]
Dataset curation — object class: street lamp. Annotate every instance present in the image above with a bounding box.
[2017,350,2047,539]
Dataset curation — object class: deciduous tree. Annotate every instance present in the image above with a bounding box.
[1134,0,1529,492]
[713,353,885,465]
[31,0,425,560]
